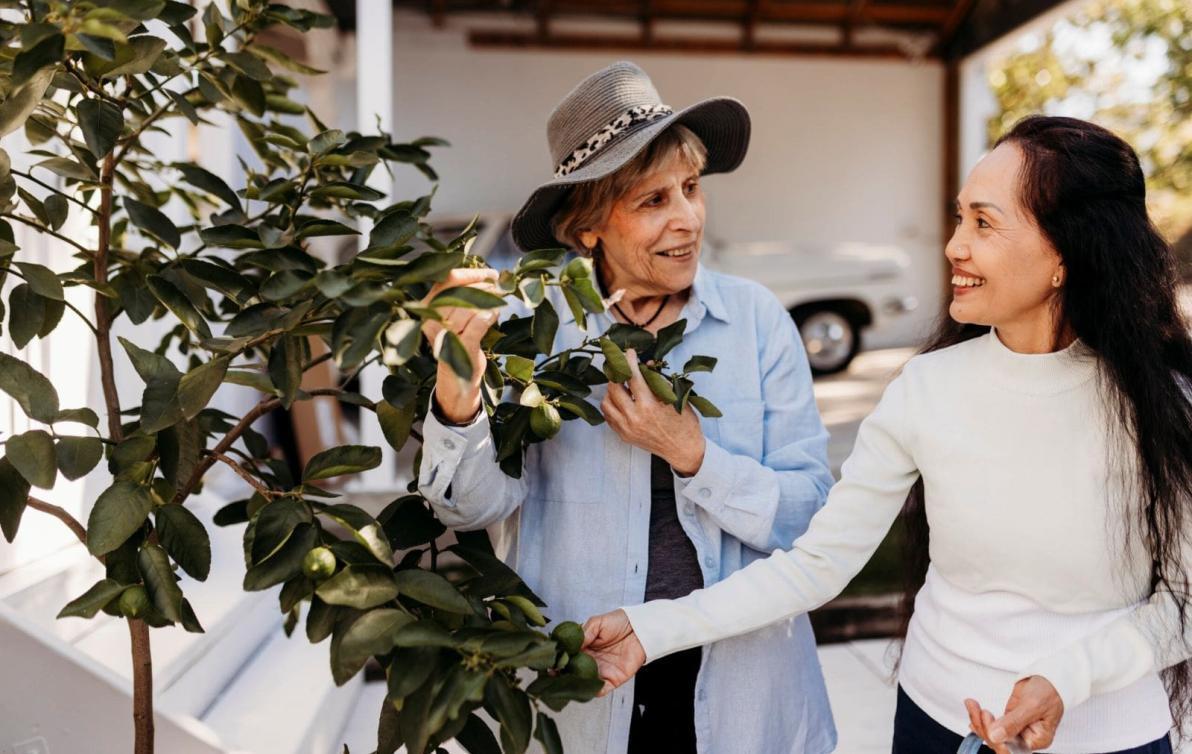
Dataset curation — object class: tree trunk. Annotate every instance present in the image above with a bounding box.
[129,618,154,754]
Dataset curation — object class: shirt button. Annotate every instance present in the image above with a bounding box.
[684,503,694,515]
[442,438,456,450]
[704,556,715,568]
[698,488,711,499]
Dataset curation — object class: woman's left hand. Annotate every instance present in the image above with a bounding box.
[601,349,706,476]
[964,676,1064,753]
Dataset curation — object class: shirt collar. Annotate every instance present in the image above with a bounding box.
[560,262,732,329]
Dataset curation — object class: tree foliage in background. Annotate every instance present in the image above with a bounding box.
[986,0,1192,274]
[0,1,720,752]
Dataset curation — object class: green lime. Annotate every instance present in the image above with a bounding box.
[551,621,585,656]
[301,546,337,580]
[118,585,150,619]
[566,651,599,680]
[530,403,562,439]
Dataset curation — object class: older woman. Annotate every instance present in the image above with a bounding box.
[417,61,838,754]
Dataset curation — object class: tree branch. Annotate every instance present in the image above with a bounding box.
[203,450,283,499]
[0,212,93,255]
[26,495,87,545]
[94,153,123,442]
[10,169,98,217]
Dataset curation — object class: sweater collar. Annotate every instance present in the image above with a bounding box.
[983,328,1098,395]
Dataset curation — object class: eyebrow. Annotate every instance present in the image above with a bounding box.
[632,173,701,202]
[954,199,1005,215]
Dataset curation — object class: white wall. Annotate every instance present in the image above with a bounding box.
[351,12,948,346]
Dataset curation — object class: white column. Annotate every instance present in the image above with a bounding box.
[351,0,399,492]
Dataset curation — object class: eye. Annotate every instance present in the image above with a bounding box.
[644,194,663,207]
[685,181,699,195]
[953,212,963,224]
[977,217,991,229]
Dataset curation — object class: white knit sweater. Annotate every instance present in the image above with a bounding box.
[624,331,1189,751]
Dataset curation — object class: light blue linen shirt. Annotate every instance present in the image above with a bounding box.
[418,264,838,754]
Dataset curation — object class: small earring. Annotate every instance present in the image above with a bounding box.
[1052,274,1062,288]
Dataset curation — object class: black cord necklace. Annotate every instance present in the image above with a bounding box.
[613,296,669,328]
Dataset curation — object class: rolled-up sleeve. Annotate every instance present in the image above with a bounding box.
[674,298,833,552]
[418,407,528,531]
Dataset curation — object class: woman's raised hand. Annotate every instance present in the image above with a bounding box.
[582,609,648,696]
[601,348,706,476]
[422,268,502,424]
[964,675,1063,754]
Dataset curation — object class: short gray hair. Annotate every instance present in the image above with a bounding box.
[550,125,708,256]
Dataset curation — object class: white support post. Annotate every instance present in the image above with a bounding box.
[350,0,399,493]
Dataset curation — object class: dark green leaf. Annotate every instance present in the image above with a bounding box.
[683,355,718,373]
[533,713,563,754]
[431,286,507,309]
[391,251,465,287]
[7,429,55,489]
[8,284,45,349]
[177,356,228,419]
[124,197,181,249]
[486,674,531,754]
[43,194,67,230]
[224,50,271,80]
[296,218,358,239]
[367,211,418,251]
[76,34,116,61]
[651,320,686,362]
[387,646,438,702]
[0,68,54,139]
[76,99,123,159]
[332,608,414,686]
[378,496,446,550]
[641,367,677,404]
[251,497,312,565]
[139,543,183,623]
[599,338,631,383]
[57,578,128,619]
[376,399,414,454]
[35,156,96,182]
[309,182,385,201]
[155,504,211,581]
[147,275,211,338]
[87,481,154,556]
[0,352,59,422]
[175,164,241,210]
[303,445,382,482]
[392,620,457,648]
[531,299,558,356]
[55,408,99,428]
[198,224,263,249]
[308,128,347,155]
[0,457,31,542]
[106,0,167,21]
[525,675,604,711]
[393,570,473,614]
[268,336,303,410]
[243,522,317,591]
[688,395,722,418]
[438,330,474,382]
[316,565,400,609]
[12,32,63,87]
[56,436,103,481]
[15,262,64,300]
[98,36,166,78]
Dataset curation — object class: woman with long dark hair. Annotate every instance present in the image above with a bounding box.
[581,115,1192,754]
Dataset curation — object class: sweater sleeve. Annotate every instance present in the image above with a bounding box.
[622,370,921,662]
[1016,586,1191,712]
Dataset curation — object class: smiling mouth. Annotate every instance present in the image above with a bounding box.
[656,243,697,259]
[951,274,986,288]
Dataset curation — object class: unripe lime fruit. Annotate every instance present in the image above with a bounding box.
[551,621,585,656]
[118,585,150,619]
[301,546,337,580]
[566,651,599,680]
[531,403,561,439]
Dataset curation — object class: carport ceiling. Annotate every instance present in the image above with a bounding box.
[326,0,1070,61]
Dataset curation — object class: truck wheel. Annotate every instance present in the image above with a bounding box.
[796,308,859,376]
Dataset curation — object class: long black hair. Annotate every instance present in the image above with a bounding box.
[895,115,1192,727]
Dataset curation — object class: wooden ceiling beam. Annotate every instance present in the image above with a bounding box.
[931,0,979,55]
[544,0,950,27]
[468,29,913,59]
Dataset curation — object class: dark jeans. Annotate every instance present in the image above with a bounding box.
[893,686,1173,754]
[627,647,701,754]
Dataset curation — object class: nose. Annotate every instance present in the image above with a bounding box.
[670,191,701,234]
[945,226,969,264]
